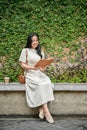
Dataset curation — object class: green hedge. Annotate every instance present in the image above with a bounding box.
[0,0,87,82]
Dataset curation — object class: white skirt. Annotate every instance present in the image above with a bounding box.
[25,70,54,108]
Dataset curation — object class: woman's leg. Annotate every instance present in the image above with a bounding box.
[39,105,43,113]
[42,103,54,123]
[39,105,44,119]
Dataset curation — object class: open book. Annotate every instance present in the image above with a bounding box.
[34,58,54,68]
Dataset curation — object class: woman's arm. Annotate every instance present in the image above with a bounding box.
[19,62,38,70]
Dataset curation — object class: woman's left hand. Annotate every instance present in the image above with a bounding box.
[39,66,46,71]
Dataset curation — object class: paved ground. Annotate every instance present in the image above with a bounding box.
[0,117,87,130]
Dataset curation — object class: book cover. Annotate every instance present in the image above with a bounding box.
[34,58,54,68]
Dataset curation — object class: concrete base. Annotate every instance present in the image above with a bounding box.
[50,91,87,115]
[0,91,38,115]
[0,83,87,115]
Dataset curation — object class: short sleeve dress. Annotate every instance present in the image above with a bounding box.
[19,48,54,108]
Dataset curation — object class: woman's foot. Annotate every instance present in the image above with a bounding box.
[44,113,54,124]
[39,111,44,119]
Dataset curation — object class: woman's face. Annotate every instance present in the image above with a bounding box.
[31,36,39,49]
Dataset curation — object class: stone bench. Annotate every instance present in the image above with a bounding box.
[0,83,87,115]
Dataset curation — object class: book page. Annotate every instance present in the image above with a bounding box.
[34,58,54,68]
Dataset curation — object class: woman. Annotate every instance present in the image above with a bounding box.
[19,33,54,123]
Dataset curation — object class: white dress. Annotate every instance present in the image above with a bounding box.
[19,48,54,108]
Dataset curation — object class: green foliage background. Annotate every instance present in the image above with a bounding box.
[0,0,87,82]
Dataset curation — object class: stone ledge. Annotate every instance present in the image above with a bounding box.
[0,82,87,91]
[0,82,25,91]
[54,83,87,91]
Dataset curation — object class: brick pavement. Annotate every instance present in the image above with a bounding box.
[0,117,87,130]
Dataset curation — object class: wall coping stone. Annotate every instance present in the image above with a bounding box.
[0,82,87,91]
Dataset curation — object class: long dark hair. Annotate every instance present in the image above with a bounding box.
[25,33,42,59]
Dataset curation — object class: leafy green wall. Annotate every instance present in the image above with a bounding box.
[0,0,87,82]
